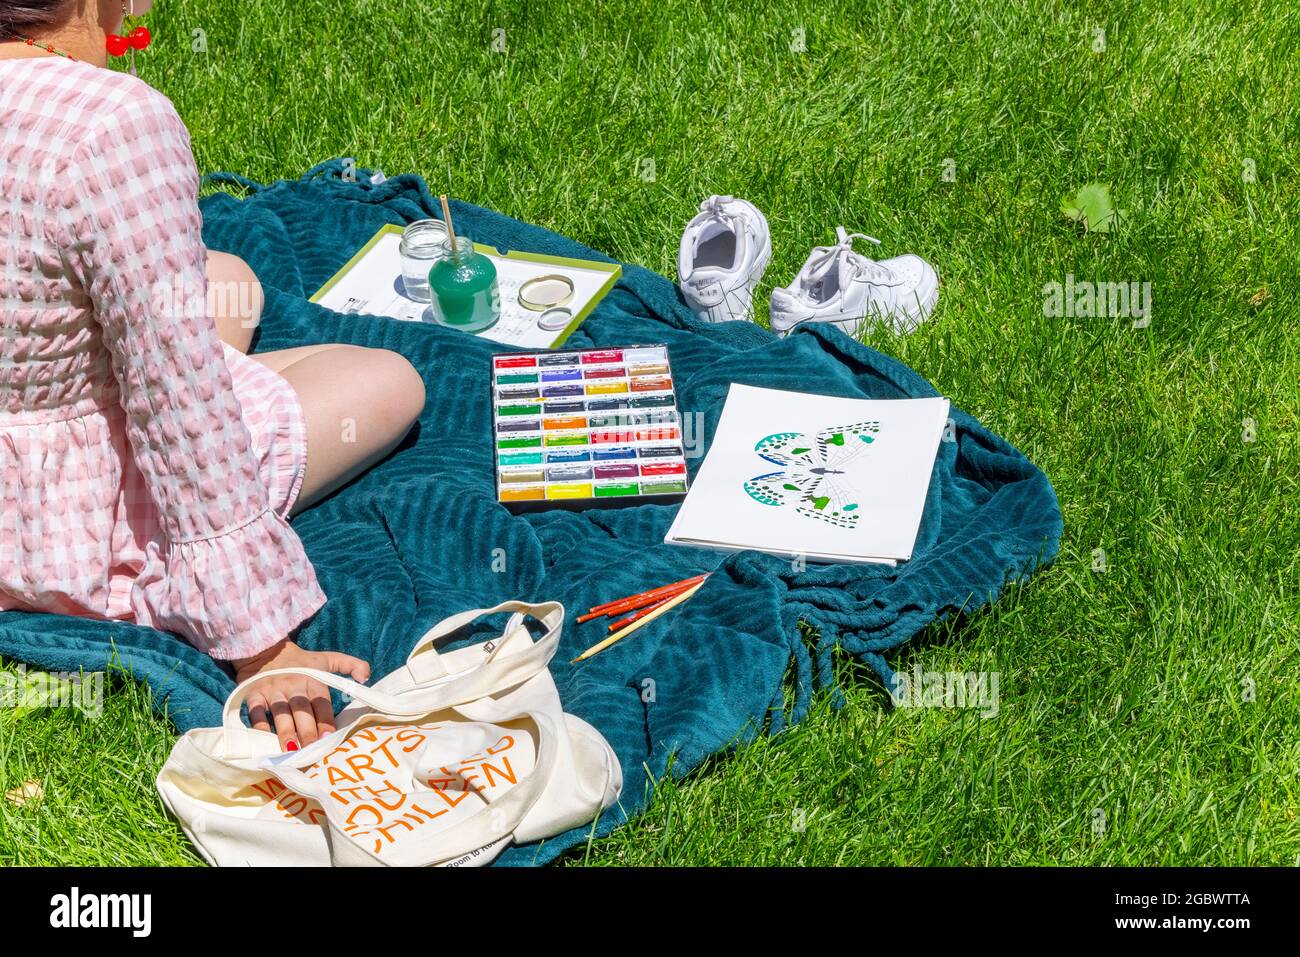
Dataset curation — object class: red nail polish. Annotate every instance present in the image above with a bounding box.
[286,740,298,752]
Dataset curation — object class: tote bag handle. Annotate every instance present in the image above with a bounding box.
[402,600,564,684]
[220,601,565,753]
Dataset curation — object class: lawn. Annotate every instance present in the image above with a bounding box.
[1,0,1297,865]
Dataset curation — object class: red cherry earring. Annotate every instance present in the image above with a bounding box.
[107,1,151,70]
[107,1,151,59]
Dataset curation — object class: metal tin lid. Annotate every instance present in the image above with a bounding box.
[537,306,574,332]
[519,274,575,311]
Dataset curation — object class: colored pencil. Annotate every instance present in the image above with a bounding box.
[582,579,702,622]
[580,573,708,621]
[586,573,706,615]
[575,579,700,624]
[571,582,704,663]
[606,595,674,631]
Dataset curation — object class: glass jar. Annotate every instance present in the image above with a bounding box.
[427,236,501,333]
[398,219,449,302]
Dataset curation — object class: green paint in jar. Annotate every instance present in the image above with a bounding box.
[427,236,501,333]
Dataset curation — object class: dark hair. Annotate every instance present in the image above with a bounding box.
[0,1,73,36]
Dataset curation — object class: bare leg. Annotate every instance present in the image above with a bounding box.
[206,250,264,353]
[249,345,426,513]
[246,343,337,375]
[207,253,423,512]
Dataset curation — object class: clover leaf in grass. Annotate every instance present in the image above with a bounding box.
[1062,183,1126,233]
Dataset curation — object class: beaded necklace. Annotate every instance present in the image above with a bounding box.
[5,35,78,61]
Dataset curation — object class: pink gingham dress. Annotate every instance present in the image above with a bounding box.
[0,57,326,661]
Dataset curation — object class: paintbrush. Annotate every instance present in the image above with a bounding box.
[439,193,456,250]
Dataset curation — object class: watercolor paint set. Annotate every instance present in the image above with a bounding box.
[491,343,690,513]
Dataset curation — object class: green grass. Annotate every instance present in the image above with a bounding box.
[3,0,1298,865]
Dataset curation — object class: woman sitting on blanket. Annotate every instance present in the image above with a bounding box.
[0,0,425,750]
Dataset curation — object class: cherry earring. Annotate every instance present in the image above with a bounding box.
[107,1,151,59]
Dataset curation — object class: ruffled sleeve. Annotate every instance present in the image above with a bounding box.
[56,85,325,660]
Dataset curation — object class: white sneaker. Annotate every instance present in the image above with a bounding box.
[678,195,772,323]
[769,228,939,337]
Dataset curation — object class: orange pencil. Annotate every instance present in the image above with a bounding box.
[607,595,674,631]
[582,573,708,619]
[571,582,705,663]
[592,579,703,619]
[576,582,691,624]
[587,573,707,614]
[577,579,702,624]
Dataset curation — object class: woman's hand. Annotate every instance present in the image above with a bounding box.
[231,640,371,752]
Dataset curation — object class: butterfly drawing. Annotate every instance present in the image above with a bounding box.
[742,422,881,528]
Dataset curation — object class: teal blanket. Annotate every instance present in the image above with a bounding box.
[0,160,1062,865]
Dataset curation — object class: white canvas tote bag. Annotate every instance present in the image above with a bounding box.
[156,600,622,866]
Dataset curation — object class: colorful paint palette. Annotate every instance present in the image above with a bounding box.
[492,344,691,512]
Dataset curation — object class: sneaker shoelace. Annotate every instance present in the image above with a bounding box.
[802,227,894,289]
[700,194,736,219]
[694,195,741,247]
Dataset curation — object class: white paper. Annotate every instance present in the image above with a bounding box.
[665,384,950,564]
[315,230,616,350]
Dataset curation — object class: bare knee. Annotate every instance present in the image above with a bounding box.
[288,347,425,514]
[206,251,264,351]
[366,349,425,435]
